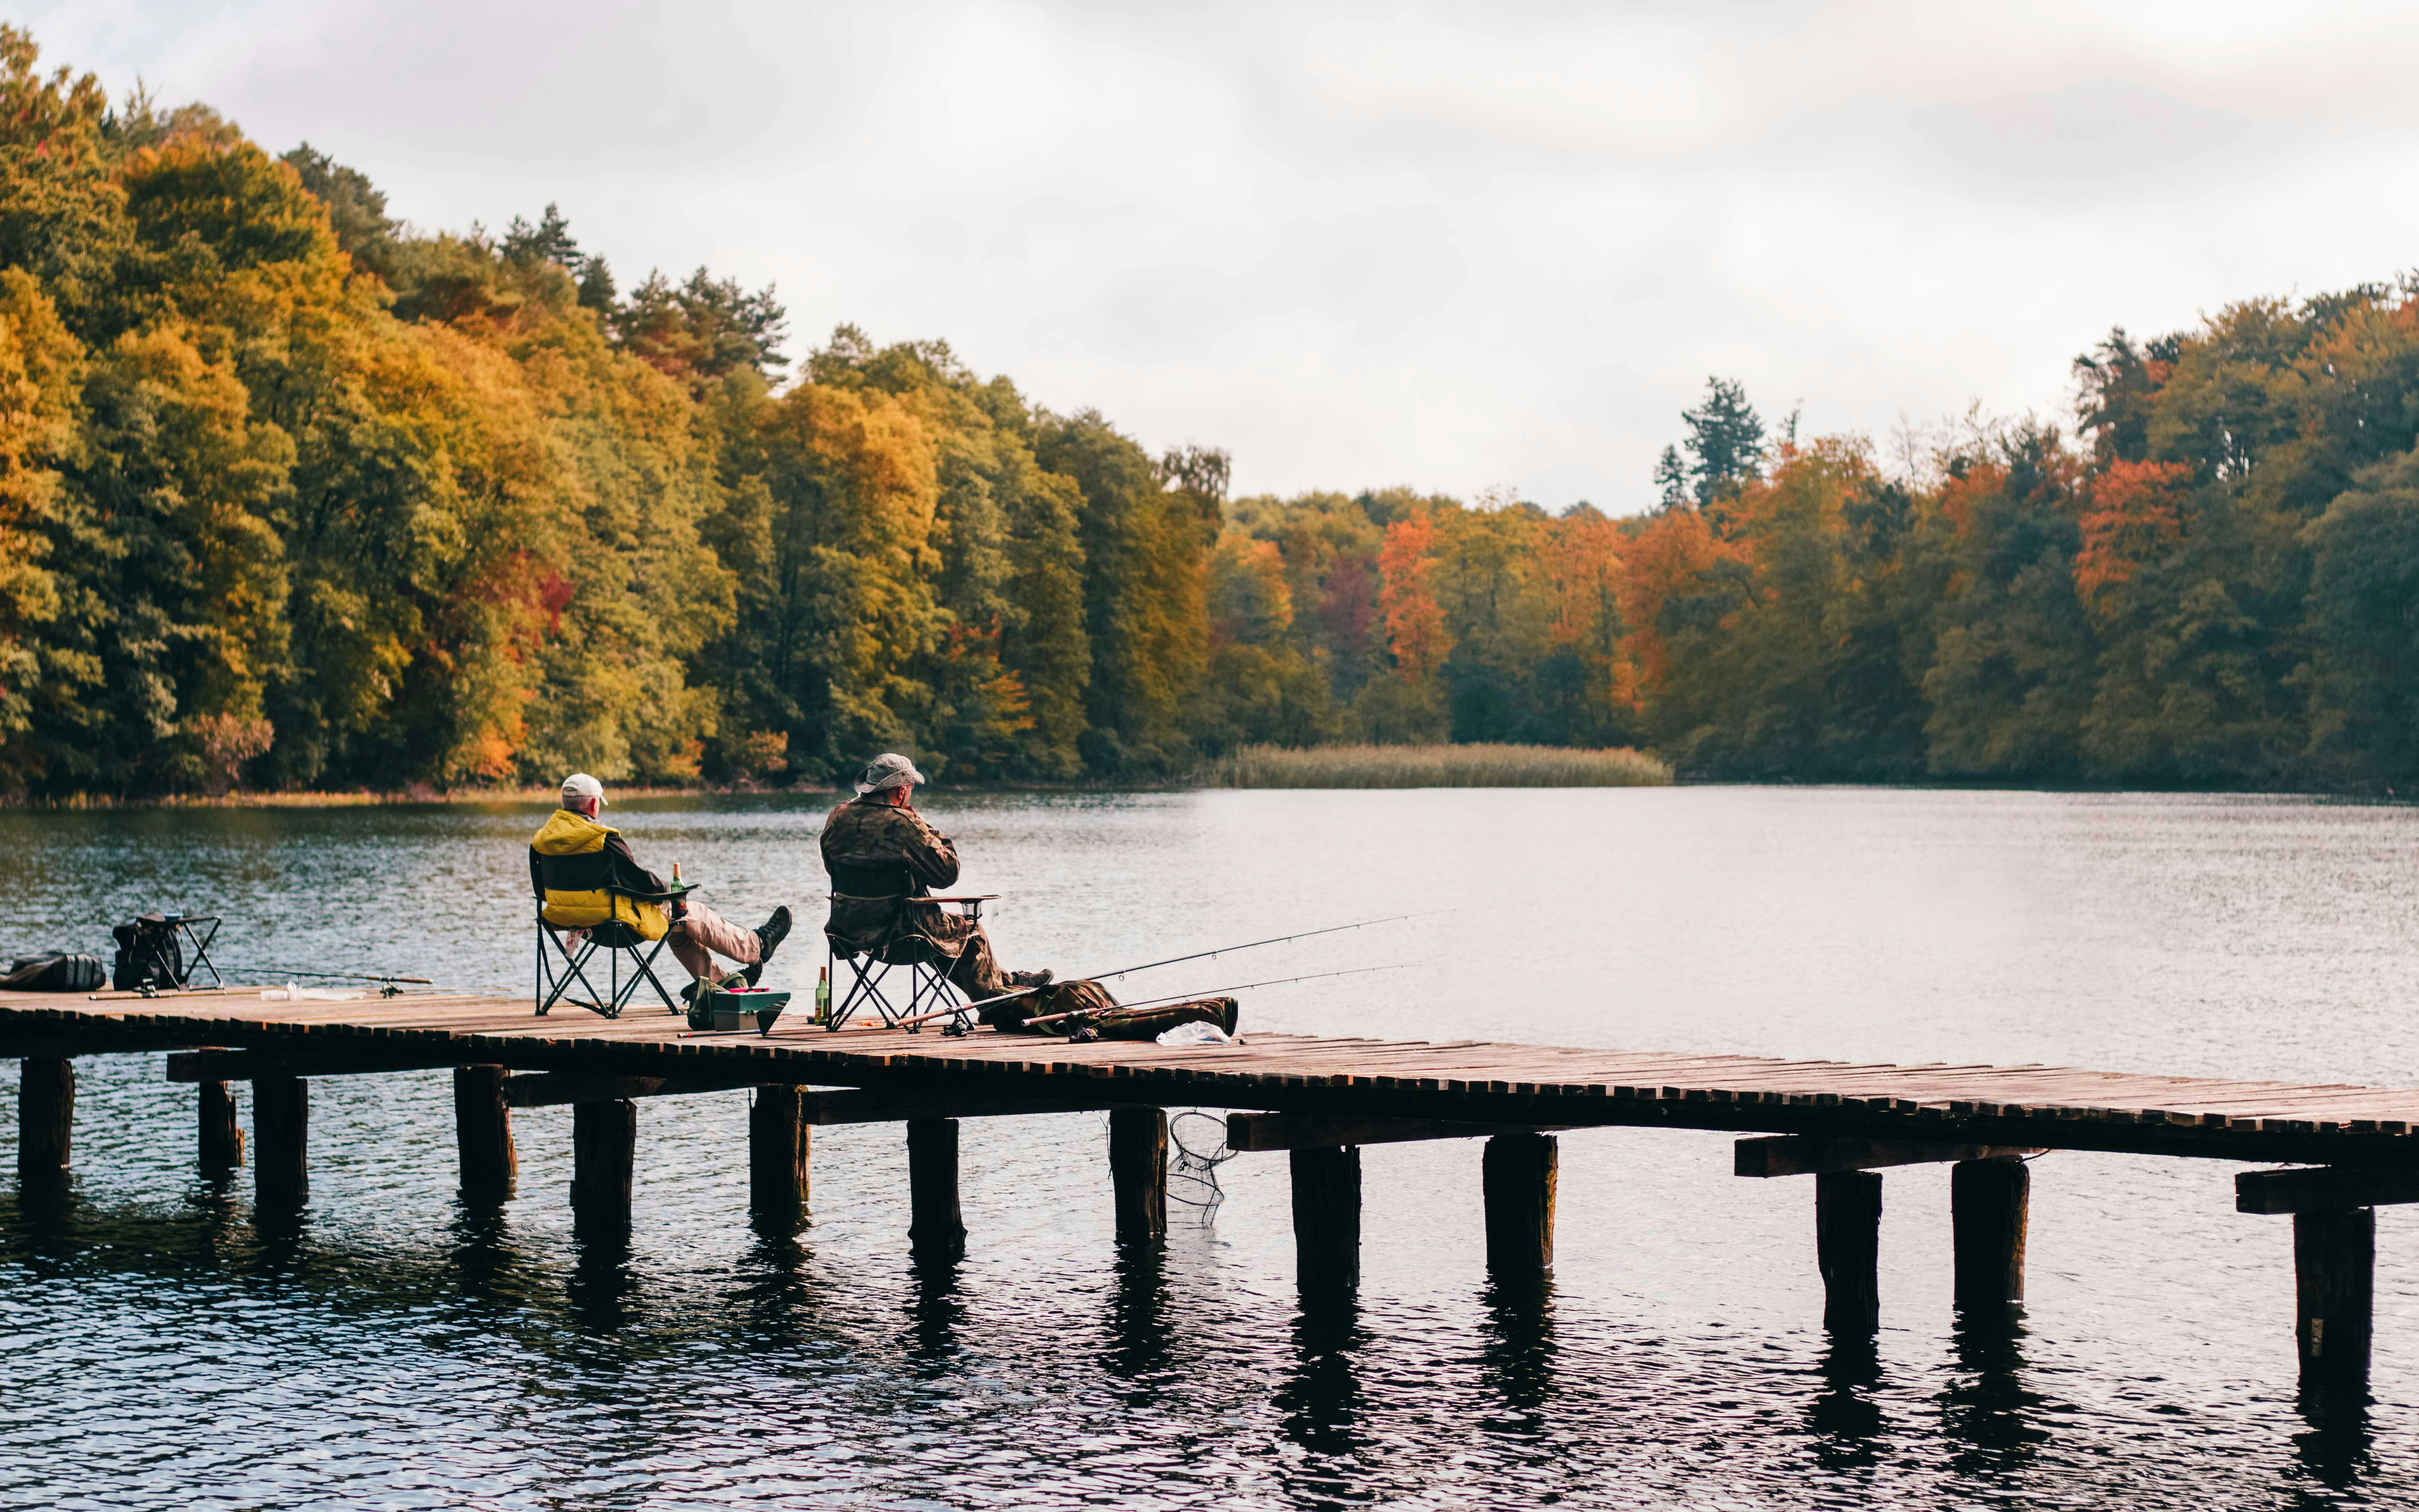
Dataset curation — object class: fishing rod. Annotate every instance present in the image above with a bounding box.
[891,910,1441,1029]
[1016,960,1417,1030]
[219,965,436,986]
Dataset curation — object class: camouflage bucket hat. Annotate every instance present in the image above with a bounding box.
[853,752,927,795]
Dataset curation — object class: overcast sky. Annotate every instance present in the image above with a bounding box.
[19,0,2419,510]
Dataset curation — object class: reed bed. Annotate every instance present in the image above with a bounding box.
[1201,743,1673,789]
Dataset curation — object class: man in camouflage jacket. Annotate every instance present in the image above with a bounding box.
[819,753,1052,1001]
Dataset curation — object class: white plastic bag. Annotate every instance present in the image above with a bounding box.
[1156,1021,1235,1047]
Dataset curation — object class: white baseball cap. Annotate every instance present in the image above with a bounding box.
[562,772,606,807]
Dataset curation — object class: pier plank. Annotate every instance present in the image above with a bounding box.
[8,989,2419,1164]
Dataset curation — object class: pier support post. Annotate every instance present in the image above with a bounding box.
[1815,1169,1882,1332]
[1109,1107,1168,1242]
[750,1085,811,1230]
[1483,1132,1557,1277]
[1291,1145,1362,1300]
[17,1057,73,1200]
[252,1075,308,1208]
[453,1065,517,1202]
[2295,1207,2374,1387]
[907,1117,966,1257]
[1951,1158,2028,1311]
[199,1080,243,1173]
[570,1099,637,1230]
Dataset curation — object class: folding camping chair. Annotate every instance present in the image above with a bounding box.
[110,912,224,993]
[534,870,694,1020]
[825,894,997,1033]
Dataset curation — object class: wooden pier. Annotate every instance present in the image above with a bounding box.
[9,986,2419,1388]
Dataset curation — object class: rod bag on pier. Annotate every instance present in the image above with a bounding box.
[0,952,103,991]
[990,980,1240,1040]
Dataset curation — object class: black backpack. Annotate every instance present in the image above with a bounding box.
[0,953,104,992]
[110,918,187,992]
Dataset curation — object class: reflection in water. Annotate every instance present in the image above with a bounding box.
[1940,1307,2050,1477]
[2,1190,78,1273]
[904,1249,965,1374]
[1276,1302,1369,1508]
[732,1231,820,1355]
[566,1229,639,1335]
[177,1182,245,1269]
[1805,1331,1891,1471]
[1103,1239,1175,1392]
[444,1205,528,1309]
[1479,1276,1558,1420]
[2292,1383,2377,1503]
[246,1202,310,1276]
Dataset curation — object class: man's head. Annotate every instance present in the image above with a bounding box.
[853,752,926,805]
[561,772,606,817]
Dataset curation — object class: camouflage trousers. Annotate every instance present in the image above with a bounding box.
[944,924,1011,999]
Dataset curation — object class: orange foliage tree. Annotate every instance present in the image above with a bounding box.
[1377,513,1451,682]
[2074,459,2189,607]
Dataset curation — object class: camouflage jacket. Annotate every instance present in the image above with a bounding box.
[819,797,974,959]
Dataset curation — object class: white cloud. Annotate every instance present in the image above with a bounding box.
[16,0,2418,509]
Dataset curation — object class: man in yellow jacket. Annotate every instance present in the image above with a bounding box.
[531,773,791,988]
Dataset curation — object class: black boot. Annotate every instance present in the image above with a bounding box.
[746,905,793,986]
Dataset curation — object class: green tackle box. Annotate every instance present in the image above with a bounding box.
[688,986,791,1035]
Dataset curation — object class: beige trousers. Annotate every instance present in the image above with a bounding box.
[669,902,760,982]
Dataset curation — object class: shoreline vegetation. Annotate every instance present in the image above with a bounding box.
[21,743,1673,807]
[1202,743,1671,788]
[5,28,2419,804]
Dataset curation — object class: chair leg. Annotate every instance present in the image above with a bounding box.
[628,938,682,1015]
[858,963,903,1027]
[550,935,617,1019]
[542,933,587,1015]
[831,962,874,1029]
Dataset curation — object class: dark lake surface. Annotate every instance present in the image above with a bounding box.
[4,787,2418,1509]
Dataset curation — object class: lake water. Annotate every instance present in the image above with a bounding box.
[4,787,2418,1509]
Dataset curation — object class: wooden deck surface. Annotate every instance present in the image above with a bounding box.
[6,987,2416,1166]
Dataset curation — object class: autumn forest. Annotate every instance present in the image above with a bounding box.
[4,30,2418,798]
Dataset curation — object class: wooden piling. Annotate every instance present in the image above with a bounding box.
[1109,1107,1168,1242]
[252,1074,308,1208]
[17,1056,73,1198]
[452,1065,517,1202]
[750,1084,812,1229]
[1951,1157,2028,1310]
[1815,1169,1882,1331]
[199,1080,244,1173]
[2295,1207,2374,1386]
[907,1117,966,1257]
[570,1099,637,1229]
[1482,1131,1557,1276]
[1290,1145,1362,1299]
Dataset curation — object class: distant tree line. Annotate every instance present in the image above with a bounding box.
[2,28,2416,796]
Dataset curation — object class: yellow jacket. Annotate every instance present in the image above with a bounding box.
[529,808,670,940]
